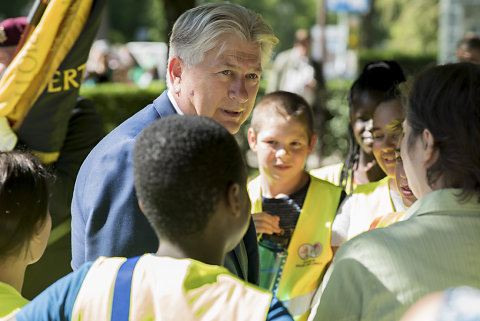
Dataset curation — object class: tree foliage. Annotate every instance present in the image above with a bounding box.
[0,0,32,20]
[375,0,439,54]
[0,0,439,55]
[198,0,320,53]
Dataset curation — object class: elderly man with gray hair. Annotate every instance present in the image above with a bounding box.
[71,2,278,286]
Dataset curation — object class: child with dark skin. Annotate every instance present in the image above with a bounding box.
[331,92,411,247]
[6,116,293,321]
[311,61,406,193]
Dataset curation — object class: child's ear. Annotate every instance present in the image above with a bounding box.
[226,182,242,218]
[308,134,317,154]
[27,214,51,264]
[247,128,257,152]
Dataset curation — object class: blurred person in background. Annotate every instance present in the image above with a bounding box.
[456,33,480,65]
[267,29,326,162]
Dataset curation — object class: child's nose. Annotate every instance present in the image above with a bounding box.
[275,147,288,158]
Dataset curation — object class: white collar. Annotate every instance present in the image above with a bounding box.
[167,90,184,115]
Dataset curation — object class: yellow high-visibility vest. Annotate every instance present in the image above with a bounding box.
[343,176,395,240]
[369,211,408,230]
[310,162,355,194]
[0,281,29,318]
[248,175,342,320]
[72,255,273,321]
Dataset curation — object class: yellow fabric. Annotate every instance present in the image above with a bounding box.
[343,176,394,240]
[0,281,29,318]
[249,175,342,320]
[31,150,61,164]
[72,255,272,321]
[369,211,407,230]
[0,0,93,128]
[310,163,354,194]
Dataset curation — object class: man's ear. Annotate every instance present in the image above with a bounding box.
[247,128,257,152]
[308,133,317,154]
[168,56,183,95]
[226,182,242,218]
[422,128,438,168]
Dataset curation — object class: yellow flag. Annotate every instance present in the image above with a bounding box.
[0,0,93,129]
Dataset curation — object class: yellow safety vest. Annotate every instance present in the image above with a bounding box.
[310,162,354,194]
[0,281,29,318]
[248,175,342,321]
[71,254,273,321]
[344,176,395,240]
[369,211,408,230]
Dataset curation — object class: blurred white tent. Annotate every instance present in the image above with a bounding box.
[127,41,168,87]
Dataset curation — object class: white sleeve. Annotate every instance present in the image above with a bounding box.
[330,195,353,247]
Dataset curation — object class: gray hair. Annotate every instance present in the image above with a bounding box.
[166,2,278,87]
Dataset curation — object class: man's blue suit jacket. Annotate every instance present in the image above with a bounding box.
[71,90,260,284]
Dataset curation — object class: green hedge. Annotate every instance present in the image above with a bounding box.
[80,81,166,133]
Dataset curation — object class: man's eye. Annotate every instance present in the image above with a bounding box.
[220,70,232,75]
[247,73,259,79]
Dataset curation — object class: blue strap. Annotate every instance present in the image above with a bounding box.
[111,255,142,321]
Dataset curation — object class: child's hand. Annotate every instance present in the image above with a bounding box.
[252,212,281,235]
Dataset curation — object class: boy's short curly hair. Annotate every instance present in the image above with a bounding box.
[133,115,246,241]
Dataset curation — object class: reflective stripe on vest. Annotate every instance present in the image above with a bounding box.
[71,254,273,321]
[249,175,342,320]
[282,291,315,318]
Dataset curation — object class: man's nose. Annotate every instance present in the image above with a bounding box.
[229,77,248,103]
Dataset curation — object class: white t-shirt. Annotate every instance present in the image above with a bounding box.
[331,178,405,246]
